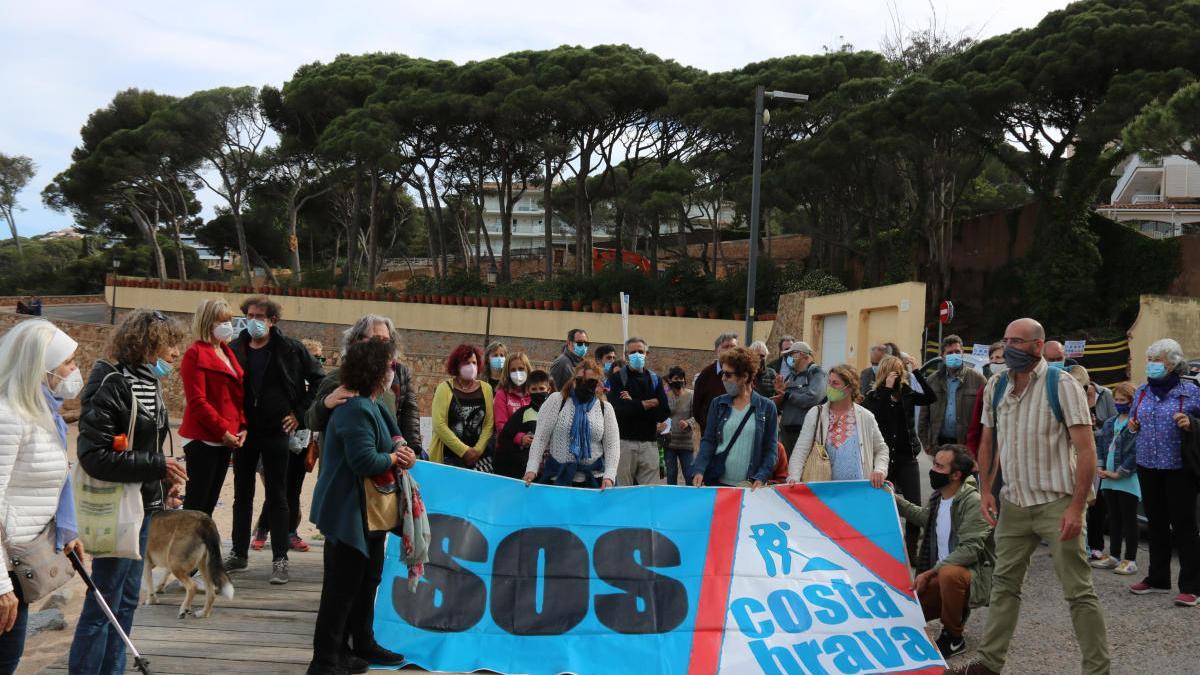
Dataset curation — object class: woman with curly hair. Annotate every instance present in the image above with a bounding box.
[430,344,494,468]
[690,346,779,488]
[69,309,189,675]
[787,364,890,488]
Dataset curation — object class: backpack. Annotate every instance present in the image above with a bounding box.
[988,366,1065,499]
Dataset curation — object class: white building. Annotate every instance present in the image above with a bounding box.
[1098,154,1200,238]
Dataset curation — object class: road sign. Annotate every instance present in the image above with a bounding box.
[938,300,954,325]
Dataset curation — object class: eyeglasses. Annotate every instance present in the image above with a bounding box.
[1001,337,1035,346]
[719,371,741,380]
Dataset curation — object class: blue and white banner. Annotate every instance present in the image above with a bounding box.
[374,463,945,675]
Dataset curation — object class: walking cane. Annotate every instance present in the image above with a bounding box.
[66,550,154,675]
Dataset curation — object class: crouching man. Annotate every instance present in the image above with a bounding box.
[893,444,995,658]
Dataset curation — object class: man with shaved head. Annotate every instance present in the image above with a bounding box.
[1043,340,1078,369]
[948,318,1109,675]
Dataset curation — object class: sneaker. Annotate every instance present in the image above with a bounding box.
[936,629,966,658]
[1087,548,1105,561]
[1113,560,1138,575]
[1089,553,1118,569]
[1175,593,1199,607]
[270,558,289,585]
[250,529,268,551]
[341,654,369,674]
[943,661,1000,675]
[1130,581,1170,595]
[289,533,311,552]
[351,643,405,667]
[223,554,248,573]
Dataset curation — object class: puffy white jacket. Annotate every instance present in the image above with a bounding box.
[0,398,69,595]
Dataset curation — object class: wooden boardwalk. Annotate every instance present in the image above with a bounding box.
[42,547,321,674]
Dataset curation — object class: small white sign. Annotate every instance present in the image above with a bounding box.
[971,343,990,362]
[899,299,910,312]
[1065,340,1086,358]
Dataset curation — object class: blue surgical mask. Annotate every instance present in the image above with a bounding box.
[628,353,646,370]
[148,358,173,379]
[247,319,268,340]
[944,353,963,370]
[602,361,612,374]
[489,356,505,371]
[785,355,795,369]
[1146,362,1167,380]
[573,343,588,358]
[1047,360,1065,370]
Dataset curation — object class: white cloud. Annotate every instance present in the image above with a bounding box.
[0,0,1069,236]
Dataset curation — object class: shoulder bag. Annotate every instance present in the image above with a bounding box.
[800,405,833,483]
[2,519,75,603]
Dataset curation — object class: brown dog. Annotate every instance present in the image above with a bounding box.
[141,509,234,618]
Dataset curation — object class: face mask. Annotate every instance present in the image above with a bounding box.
[1146,362,1167,380]
[826,386,846,403]
[530,391,549,409]
[509,370,528,386]
[384,368,396,391]
[871,365,879,374]
[723,379,741,396]
[669,380,684,390]
[1003,345,1036,373]
[989,363,1008,377]
[574,380,597,403]
[1115,402,1131,415]
[489,356,505,372]
[573,343,588,358]
[247,319,268,340]
[628,353,646,370]
[1047,360,1065,370]
[48,369,83,400]
[459,364,478,381]
[944,353,963,370]
[213,322,237,343]
[928,469,952,492]
[785,355,795,370]
[602,361,613,374]
[148,358,173,379]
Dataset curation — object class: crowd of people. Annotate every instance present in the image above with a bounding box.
[0,300,1195,675]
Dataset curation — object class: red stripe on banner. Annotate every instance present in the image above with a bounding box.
[901,667,952,675]
[776,484,913,598]
[687,488,743,675]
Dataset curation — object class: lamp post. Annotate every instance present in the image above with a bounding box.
[483,262,498,347]
[745,86,808,343]
[110,257,120,325]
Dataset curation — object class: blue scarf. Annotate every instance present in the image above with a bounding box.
[42,385,77,550]
[568,392,597,462]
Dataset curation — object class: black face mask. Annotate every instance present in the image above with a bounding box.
[928,469,952,492]
[530,392,549,410]
[669,380,684,390]
[574,381,597,403]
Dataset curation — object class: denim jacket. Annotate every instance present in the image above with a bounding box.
[692,391,778,485]
[1095,415,1137,478]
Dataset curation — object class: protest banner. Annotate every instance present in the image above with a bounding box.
[375,463,945,675]
[1064,340,1086,358]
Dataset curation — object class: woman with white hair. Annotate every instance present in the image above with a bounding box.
[0,320,85,672]
[747,341,777,398]
[1127,338,1200,607]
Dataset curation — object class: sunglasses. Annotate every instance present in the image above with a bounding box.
[575,377,601,387]
[719,371,742,380]
[574,341,590,347]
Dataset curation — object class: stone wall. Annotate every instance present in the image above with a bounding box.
[0,294,105,306]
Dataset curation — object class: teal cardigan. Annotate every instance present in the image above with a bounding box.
[310,396,398,556]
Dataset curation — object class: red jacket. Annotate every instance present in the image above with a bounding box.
[179,341,246,442]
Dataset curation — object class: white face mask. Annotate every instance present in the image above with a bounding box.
[509,370,528,386]
[213,321,237,343]
[383,368,396,391]
[48,368,84,400]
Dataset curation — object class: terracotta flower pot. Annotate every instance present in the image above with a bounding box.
[591,299,604,313]
[571,300,583,312]
[552,299,564,311]
[674,306,687,317]
[611,302,621,313]
[734,312,745,321]
[707,310,719,320]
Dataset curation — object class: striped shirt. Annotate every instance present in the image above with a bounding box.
[122,364,163,425]
[982,358,1091,507]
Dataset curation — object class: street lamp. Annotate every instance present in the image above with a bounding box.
[745,86,808,343]
[483,262,498,347]
[110,256,121,325]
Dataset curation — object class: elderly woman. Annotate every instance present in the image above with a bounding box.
[748,341,777,398]
[0,321,85,673]
[787,364,890,488]
[523,358,620,488]
[1127,338,1200,607]
[70,310,189,675]
[309,338,416,674]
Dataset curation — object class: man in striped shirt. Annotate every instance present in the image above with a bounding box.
[947,318,1109,675]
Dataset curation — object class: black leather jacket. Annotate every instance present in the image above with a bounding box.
[305,362,423,456]
[77,360,170,512]
[231,326,324,429]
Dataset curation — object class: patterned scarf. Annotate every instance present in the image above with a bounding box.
[395,468,430,591]
[828,407,857,447]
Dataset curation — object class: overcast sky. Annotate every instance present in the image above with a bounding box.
[0,0,1070,237]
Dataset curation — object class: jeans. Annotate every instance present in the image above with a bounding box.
[616,440,660,486]
[255,449,308,535]
[232,431,290,560]
[663,445,694,486]
[1104,489,1140,562]
[0,576,28,675]
[917,563,971,636]
[977,497,1109,674]
[887,458,921,562]
[69,512,154,675]
[182,440,233,516]
[1137,465,1199,594]
[312,535,385,667]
